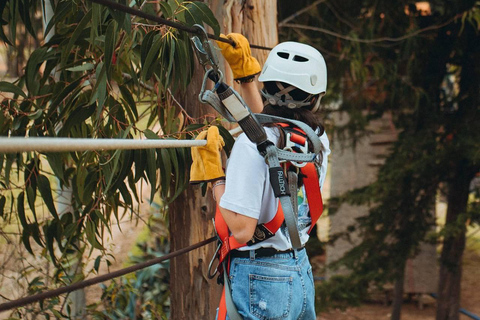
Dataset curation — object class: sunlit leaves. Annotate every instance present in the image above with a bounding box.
[180,1,221,36]
[0,0,221,301]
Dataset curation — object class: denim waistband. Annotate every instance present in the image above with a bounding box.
[230,247,305,259]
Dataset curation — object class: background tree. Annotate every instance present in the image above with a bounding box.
[277,1,480,319]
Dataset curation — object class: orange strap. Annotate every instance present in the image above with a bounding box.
[301,162,324,233]
[218,289,227,320]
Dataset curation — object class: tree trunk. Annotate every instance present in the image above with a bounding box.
[435,165,469,320]
[391,264,405,320]
[436,22,480,320]
[169,2,277,318]
[169,65,221,320]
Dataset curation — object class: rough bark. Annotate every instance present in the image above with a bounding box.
[391,265,405,320]
[169,65,221,320]
[169,2,277,318]
[436,23,480,320]
[435,165,469,320]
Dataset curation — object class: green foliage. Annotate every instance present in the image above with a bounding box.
[315,276,367,312]
[0,0,223,315]
[279,0,480,307]
[91,238,170,320]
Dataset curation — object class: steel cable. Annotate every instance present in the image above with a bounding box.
[0,236,217,313]
[88,0,273,50]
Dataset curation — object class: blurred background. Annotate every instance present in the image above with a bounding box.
[0,1,479,319]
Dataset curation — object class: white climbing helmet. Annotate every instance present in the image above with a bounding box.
[259,42,327,94]
[258,42,327,111]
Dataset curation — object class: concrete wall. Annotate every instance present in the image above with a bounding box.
[326,112,438,294]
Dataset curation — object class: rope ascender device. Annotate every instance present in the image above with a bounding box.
[190,25,325,320]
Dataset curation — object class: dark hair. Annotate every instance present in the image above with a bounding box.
[262,104,322,132]
[261,82,324,187]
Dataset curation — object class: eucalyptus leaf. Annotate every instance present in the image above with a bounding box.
[183,1,220,35]
[37,175,59,220]
[17,0,36,38]
[0,81,27,98]
[0,195,5,218]
[146,148,157,202]
[66,63,95,72]
[119,85,138,121]
[22,227,34,255]
[158,148,172,198]
[140,31,156,67]
[17,192,29,228]
[45,222,57,264]
[142,34,163,81]
[25,47,49,95]
[104,20,117,79]
[159,1,173,18]
[62,9,93,65]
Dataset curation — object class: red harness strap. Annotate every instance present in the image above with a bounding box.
[302,162,324,233]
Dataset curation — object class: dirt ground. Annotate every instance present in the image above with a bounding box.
[315,247,480,320]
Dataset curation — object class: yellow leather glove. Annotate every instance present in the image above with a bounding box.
[216,33,262,81]
[190,126,225,184]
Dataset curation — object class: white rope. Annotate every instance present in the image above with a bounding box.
[0,137,207,153]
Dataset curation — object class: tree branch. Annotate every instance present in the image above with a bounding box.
[281,13,463,43]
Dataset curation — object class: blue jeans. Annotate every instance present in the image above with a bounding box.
[217,248,316,320]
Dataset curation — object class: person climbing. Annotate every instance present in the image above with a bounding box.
[191,33,330,320]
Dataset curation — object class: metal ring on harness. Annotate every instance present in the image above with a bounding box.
[281,147,308,168]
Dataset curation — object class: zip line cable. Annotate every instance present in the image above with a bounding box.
[0,236,217,313]
[88,0,273,51]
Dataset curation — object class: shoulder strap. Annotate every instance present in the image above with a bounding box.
[301,162,324,233]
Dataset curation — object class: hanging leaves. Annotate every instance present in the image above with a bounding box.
[180,1,221,36]
[0,1,223,306]
[0,81,27,98]
[37,175,59,220]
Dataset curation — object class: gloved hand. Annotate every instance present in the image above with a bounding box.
[190,126,225,184]
[216,33,262,81]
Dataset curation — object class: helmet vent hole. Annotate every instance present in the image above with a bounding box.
[277,52,290,59]
[293,55,309,62]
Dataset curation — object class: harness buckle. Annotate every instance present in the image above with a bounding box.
[283,132,308,168]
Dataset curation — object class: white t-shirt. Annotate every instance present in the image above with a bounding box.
[219,126,330,251]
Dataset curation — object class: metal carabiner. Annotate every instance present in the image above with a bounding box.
[207,241,222,279]
[190,24,220,74]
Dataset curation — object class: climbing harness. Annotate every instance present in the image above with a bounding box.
[190,25,325,319]
[211,123,324,320]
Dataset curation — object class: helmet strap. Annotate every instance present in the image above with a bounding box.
[311,95,323,113]
[261,82,314,109]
